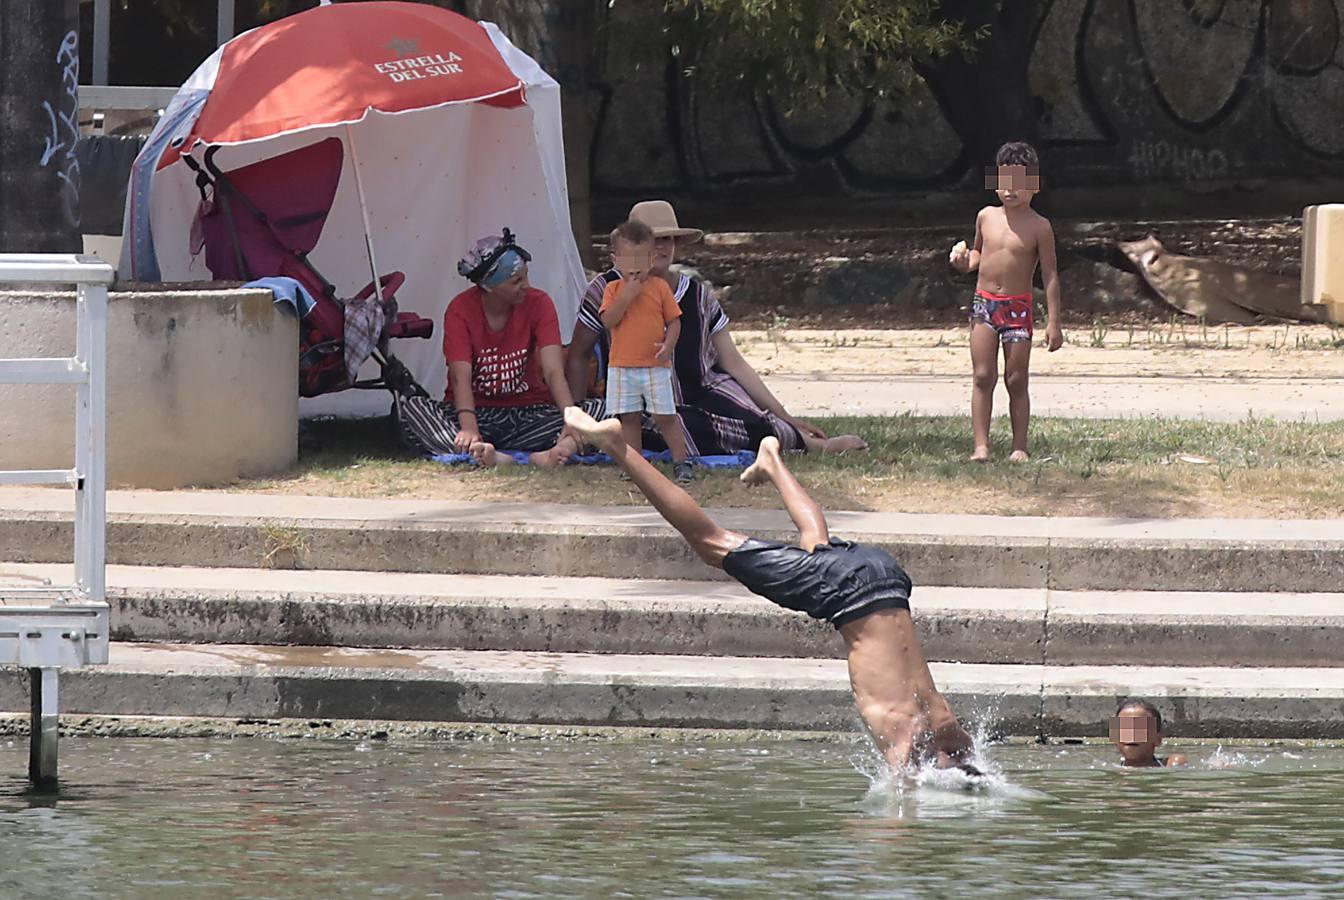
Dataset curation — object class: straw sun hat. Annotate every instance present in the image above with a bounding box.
[627,200,704,243]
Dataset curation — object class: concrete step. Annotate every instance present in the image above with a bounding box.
[1,489,1342,592]
[1,642,1339,738]
[4,564,1342,668]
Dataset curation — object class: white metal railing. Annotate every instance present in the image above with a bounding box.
[0,253,113,786]
[78,85,179,113]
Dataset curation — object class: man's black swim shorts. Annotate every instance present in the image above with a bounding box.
[721,536,912,629]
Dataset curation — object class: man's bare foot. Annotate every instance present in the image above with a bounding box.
[1008,449,1029,463]
[564,406,625,454]
[969,446,991,463]
[469,441,504,468]
[740,436,782,485]
[821,434,868,453]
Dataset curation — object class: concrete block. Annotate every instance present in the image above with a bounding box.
[0,287,297,488]
[1301,204,1344,322]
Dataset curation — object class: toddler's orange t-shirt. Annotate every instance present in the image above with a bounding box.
[599,277,682,367]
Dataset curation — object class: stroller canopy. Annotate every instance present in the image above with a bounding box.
[193,137,344,281]
[122,2,585,415]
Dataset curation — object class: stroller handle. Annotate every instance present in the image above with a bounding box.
[353,271,406,304]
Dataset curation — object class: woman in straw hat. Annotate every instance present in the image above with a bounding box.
[565,200,867,457]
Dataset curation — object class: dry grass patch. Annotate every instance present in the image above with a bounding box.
[228,414,1344,519]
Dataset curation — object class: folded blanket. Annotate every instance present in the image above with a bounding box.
[245,276,318,318]
[431,449,757,468]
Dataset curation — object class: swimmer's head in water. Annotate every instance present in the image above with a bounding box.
[1111,697,1166,766]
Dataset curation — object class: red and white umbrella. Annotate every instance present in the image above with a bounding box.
[124,1,584,413]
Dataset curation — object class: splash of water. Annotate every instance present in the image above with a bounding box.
[1204,745,1267,769]
[850,709,1047,817]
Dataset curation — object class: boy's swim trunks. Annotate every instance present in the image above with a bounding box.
[970,289,1034,343]
[722,537,912,629]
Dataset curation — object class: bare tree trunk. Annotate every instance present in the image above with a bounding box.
[466,0,604,267]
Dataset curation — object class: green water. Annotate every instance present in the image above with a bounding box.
[2,737,1342,898]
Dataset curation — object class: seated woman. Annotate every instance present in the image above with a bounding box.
[565,201,867,457]
[428,229,598,468]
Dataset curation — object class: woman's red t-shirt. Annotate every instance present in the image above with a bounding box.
[442,286,561,408]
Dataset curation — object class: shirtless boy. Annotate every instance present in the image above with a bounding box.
[564,406,979,775]
[950,141,1064,462]
[1111,698,1188,768]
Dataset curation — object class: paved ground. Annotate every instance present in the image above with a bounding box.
[769,372,1344,421]
[733,326,1344,421]
[310,326,1344,421]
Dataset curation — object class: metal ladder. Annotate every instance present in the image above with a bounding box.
[0,254,113,788]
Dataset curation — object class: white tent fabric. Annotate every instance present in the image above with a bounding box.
[120,22,585,418]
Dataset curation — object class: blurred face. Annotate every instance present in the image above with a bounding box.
[987,164,1040,209]
[613,237,654,279]
[650,236,677,274]
[483,264,529,306]
[1110,707,1163,766]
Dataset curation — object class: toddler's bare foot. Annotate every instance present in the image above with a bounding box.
[821,434,868,453]
[469,441,502,468]
[1008,449,1029,463]
[969,446,991,463]
[740,436,782,485]
[564,406,625,454]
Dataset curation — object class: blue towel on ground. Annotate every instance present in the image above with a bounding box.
[245,276,317,318]
[430,449,757,468]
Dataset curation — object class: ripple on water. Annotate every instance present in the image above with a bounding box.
[0,738,1341,897]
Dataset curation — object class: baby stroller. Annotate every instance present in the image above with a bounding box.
[183,137,434,401]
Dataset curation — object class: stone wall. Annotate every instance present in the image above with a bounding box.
[78,0,1344,225]
[592,0,1344,197]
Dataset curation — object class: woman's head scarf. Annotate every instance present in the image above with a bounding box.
[457,231,529,289]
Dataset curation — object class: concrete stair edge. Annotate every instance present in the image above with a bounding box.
[1,644,1341,739]
[6,564,1343,668]
[4,513,1344,591]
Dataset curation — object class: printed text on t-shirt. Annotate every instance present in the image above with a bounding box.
[473,346,530,397]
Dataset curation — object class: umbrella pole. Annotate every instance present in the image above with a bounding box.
[345,125,383,304]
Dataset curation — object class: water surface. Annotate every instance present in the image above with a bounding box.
[2,737,1341,898]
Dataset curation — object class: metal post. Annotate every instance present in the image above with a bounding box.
[0,0,82,252]
[92,0,111,86]
[217,0,236,47]
[74,280,107,602]
[28,668,60,788]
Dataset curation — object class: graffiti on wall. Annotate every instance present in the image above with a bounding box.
[591,0,1344,196]
[39,30,82,227]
